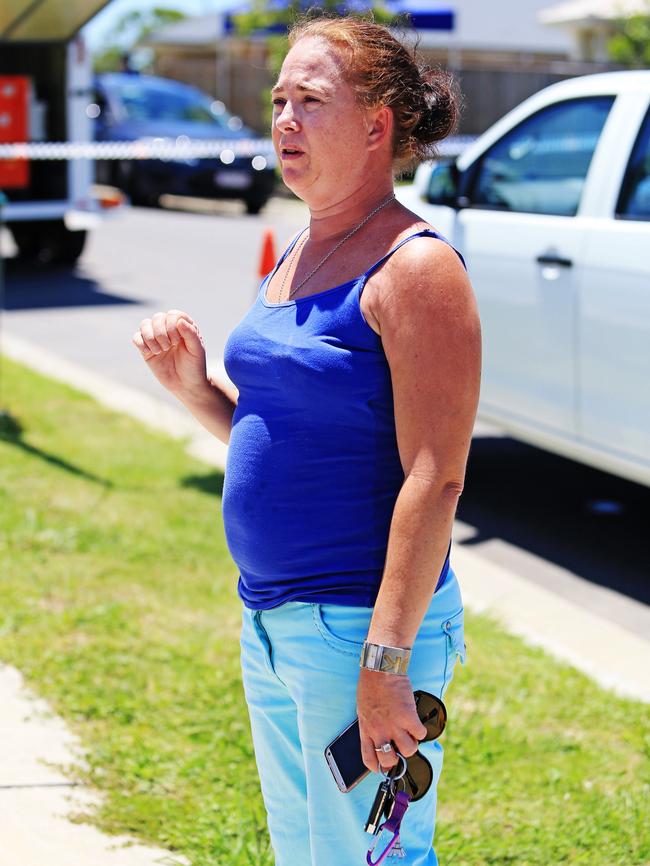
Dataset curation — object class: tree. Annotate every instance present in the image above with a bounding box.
[607,3,650,68]
[92,7,187,73]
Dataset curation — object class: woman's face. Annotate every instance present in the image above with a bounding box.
[271,37,376,204]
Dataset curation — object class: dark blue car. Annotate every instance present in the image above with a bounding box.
[93,73,276,214]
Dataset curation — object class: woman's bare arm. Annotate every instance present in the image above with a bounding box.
[175,373,237,445]
[367,237,480,646]
[356,237,482,773]
[132,309,237,446]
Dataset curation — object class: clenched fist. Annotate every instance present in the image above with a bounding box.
[132,309,209,400]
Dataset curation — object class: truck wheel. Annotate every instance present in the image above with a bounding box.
[10,224,40,259]
[11,221,87,265]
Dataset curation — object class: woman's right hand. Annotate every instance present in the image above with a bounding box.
[132,309,209,399]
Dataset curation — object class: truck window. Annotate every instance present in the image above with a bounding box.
[469,97,614,217]
[616,107,650,221]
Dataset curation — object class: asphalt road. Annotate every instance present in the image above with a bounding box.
[2,198,649,642]
[1,195,308,406]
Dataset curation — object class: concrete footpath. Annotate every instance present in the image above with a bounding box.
[2,332,649,866]
[0,665,188,866]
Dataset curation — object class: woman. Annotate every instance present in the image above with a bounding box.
[133,14,481,866]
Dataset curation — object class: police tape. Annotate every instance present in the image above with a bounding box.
[0,138,276,162]
[0,135,475,161]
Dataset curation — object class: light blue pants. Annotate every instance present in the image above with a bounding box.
[239,569,467,866]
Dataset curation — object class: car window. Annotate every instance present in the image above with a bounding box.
[469,97,614,217]
[617,106,650,221]
[113,82,229,128]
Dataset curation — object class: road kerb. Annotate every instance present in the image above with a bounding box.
[452,542,650,703]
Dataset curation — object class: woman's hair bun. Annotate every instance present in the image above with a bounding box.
[412,64,460,151]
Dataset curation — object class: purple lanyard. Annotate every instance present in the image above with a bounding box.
[366,790,411,865]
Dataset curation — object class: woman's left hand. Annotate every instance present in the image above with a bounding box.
[357,668,427,773]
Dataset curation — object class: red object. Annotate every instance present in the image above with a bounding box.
[0,76,30,189]
[258,227,277,278]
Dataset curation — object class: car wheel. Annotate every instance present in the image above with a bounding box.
[126,169,160,208]
[244,196,267,215]
[129,182,160,208]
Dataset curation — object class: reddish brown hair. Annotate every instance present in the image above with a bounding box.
[287,13,460,173]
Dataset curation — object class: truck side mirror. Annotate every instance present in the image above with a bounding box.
[426,160,464,209]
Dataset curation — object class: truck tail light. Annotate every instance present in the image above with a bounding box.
[0,76,30,189]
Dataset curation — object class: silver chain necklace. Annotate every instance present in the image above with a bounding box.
[275,192,396,303]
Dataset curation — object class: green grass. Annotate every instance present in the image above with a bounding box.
[1,356,649,866]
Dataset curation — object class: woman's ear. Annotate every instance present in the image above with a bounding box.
[367,106,393,152]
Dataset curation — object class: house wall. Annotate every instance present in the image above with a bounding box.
[418,45,619,133]
[447,60,619,133]
[154,47,616,135]
[154,41,271,133]
[415,0,574,54]
[149,1,618,136]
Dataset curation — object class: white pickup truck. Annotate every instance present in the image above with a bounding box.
[397,71,650,489]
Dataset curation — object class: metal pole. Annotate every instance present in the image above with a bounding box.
[0,190,7,422]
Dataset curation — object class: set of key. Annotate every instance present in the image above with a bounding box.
[364,755,411,863]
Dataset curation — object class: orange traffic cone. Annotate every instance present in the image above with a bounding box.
[258,227,277,279]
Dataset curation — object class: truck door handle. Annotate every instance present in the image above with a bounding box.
[536,254,573,268]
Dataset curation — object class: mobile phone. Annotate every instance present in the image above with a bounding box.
[324,716,369,793]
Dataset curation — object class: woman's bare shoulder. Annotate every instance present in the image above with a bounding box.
[381,204,456,263]
[363,213,467,334]
[376,220,480,362]
[379,211,465,290]
[386,210,437,244]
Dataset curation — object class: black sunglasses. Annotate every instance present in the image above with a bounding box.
[387,690,447,803]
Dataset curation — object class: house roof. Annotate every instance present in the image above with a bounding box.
[539,0,649,26]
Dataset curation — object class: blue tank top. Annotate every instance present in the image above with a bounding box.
[222,228,466,610]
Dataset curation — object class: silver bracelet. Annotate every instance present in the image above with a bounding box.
[359,641,411,675]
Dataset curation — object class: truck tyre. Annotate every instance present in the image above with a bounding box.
[11,221,87,265]
[10,223,40,259]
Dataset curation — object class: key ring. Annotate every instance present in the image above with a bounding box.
[380,752,407,783]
